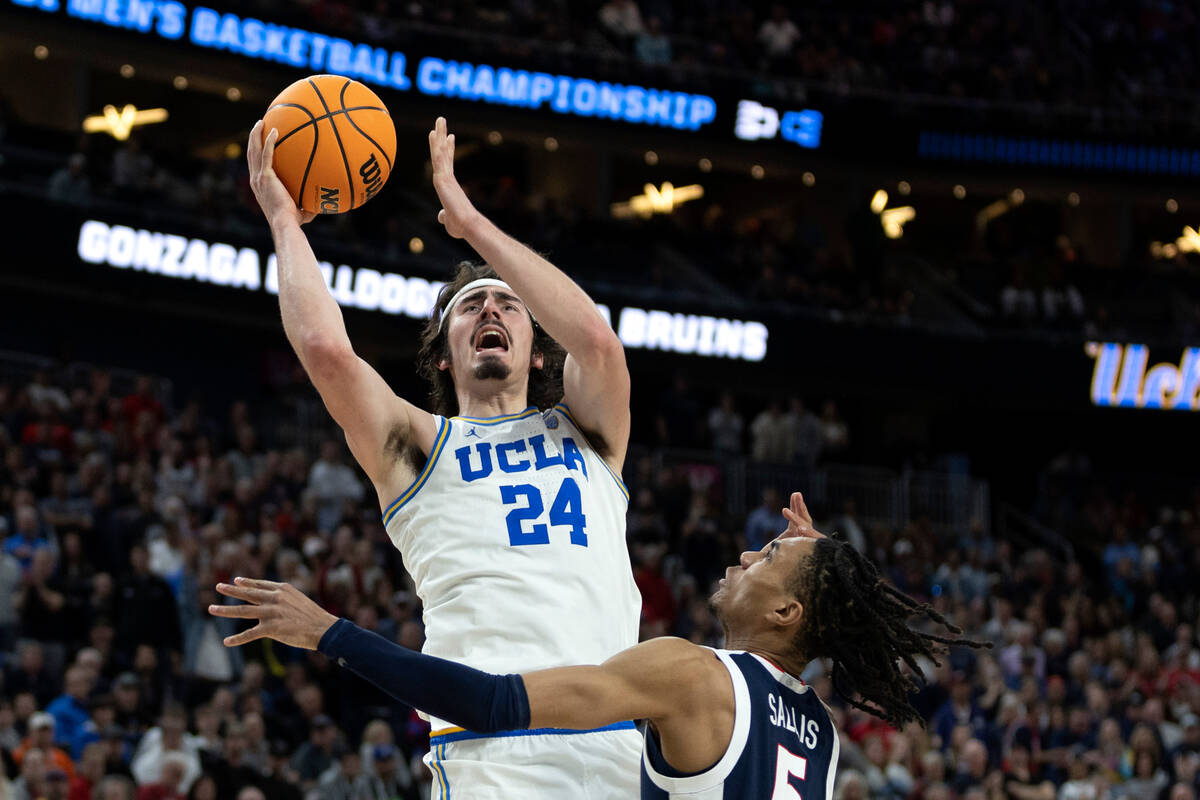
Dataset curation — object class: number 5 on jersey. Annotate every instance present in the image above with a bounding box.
[772,745,807,800]
[501,478,587,547]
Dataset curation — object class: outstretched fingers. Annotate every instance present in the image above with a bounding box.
[234,576,282,590]
[791,491,813,525]
[208,602,268,619]
[215,581,274,604]
[223,626,268,648]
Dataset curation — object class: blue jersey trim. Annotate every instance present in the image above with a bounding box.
[429,720,636,746]
[431,743,450,799]
[381,417,451,525]
[552,404,630,503]
[451,406,539,425]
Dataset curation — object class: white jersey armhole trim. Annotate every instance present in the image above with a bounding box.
[551,403,629,504]
[641,648,751,794]
[826,713,841,800]
[381,415,450,525]
[748,653,811,695]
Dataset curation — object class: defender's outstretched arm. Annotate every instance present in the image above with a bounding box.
[210,578,731,770]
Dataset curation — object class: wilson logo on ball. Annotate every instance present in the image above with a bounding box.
[360,154,383,201]
[318,187,340,214]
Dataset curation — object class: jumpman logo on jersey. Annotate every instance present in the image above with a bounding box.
[464,427,480,439]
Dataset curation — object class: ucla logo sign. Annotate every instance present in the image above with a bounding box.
[1086,341,1200,410]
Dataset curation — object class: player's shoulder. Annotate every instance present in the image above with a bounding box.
[610,637,720,677]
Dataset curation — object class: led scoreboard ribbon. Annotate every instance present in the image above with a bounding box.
[12,0,717,131]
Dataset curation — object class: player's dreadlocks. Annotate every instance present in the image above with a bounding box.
[790,536,990,728]
[416,262,565,417]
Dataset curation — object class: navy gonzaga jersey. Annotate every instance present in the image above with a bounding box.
[641,650,840,800]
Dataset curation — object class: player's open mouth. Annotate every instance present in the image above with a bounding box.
[474,326,509,353]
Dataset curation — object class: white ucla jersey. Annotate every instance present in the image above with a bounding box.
[383,404,641,729]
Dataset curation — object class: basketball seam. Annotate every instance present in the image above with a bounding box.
[338,79,393,172]
[297,115,319,213]
[264,101,318,209]
[307,78,355,212]
[270,104,388,148]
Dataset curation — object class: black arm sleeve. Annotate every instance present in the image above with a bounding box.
[317,619,531,733]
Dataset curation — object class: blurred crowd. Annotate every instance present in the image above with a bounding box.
[225,0,1199,126]
[0,354,1197,800]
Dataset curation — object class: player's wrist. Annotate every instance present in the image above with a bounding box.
[268,211,304,238]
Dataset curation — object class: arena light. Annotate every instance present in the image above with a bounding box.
[610,182,704,219]
[82,104,169,141]
[1087,341,1200,410]
[1149,225,1200,259]
[869,190,914,238]
[880,207,915,239]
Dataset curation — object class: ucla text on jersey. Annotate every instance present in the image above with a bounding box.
[641,650,840,800]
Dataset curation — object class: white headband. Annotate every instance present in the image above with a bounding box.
[436,278,534,332]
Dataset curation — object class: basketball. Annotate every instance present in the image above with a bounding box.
[262,74,396,215]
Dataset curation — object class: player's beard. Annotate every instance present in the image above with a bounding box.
[473,357,511,381]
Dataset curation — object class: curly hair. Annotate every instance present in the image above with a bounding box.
[790,536,990,728]
[415,262,566,417]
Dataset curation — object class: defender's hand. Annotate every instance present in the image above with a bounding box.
[247,120,316,229]
[429,116,480,239]
[782,491,827,540]
[210,577,336,650]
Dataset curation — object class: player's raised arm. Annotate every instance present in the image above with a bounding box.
[210,578,733,772]
[247,121,434,485]
[428,117,631,468]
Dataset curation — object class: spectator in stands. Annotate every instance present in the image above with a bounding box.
[1001,265,1039,322]
[357,744,417,800]
[288,714,337,793]
[786,397,822,473]
[111,138,155,203]
[46,666,94,759]
[0,545,22,651]
[635,17,672,65]
[17,548,67,671]
[47,154,91,205]
[5,504,50,573]
[306,441,364,534]
[130,708,200,793]
[134,750,188,800]
[114,543,181,663]
[315,745,359,800]
[706,391,744,457]
[832,499,868,554]
[198,722,260,798]
[27,371,70,415]
[15,713,75,779]
[758,5,801,68]
[71,741,110,800]
[750,399,793,463]
[744,487,782,553]
[632,541,674,639]
[225,425,264,484]
[818,400,849,460]
[13,746,48,800]
[597,0,644,48]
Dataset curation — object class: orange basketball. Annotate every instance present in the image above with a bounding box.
[262,75,396,215]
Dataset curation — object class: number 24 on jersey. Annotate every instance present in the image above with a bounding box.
[500,478,587,547]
